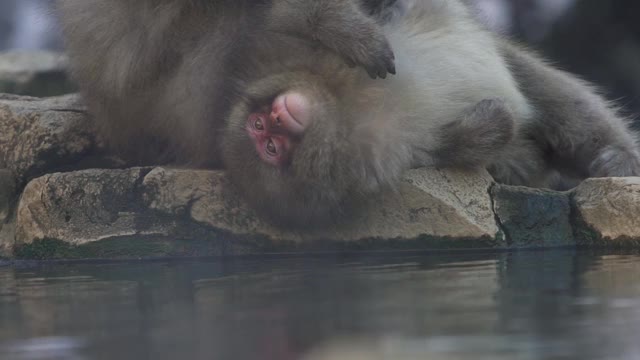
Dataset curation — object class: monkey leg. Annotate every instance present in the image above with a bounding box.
[501,41,640,182]
[487,138,551,187]
[431,99,516,169]
[428,98,556,188]
[530,102,640,180]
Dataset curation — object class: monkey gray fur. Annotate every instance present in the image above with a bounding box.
[224,0,640,225]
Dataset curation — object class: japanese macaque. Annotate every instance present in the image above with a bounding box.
[54,0,395,165]
[56,0,640,226]
[223,0,640,224]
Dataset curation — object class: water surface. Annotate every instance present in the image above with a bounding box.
[0,251,639,359]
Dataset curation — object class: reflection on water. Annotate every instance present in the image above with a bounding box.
[0,251,639,360]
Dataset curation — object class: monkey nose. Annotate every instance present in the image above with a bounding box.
[271,93,311,135]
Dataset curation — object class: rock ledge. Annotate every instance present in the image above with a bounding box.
[0,94,639,259]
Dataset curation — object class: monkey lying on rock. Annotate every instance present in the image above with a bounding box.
[56,0,640,226]
[55,0,396,166]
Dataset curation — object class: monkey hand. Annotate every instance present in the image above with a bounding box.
[267,0,396,79]
[336,28,396,79]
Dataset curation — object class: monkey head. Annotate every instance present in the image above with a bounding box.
[223,72,371,227]
[245,91,308,167]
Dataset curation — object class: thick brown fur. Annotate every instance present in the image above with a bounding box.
[55,0,395,166]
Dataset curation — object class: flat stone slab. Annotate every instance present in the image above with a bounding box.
[9,166,640,259]
[0,94,98,183]
[13,167,503,259]
[572,177,640,246]
[0,169,16,257]
[492,184,574,248]
[143,167,501,243]
[0,169,15,223]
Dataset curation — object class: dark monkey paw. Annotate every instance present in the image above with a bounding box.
[339,27,396,79]
[270,0,396,79]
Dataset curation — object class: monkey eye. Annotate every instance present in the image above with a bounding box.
[253,117,265,131]
[248,113,268,133]
[266,138,278,156]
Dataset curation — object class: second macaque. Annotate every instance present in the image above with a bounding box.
[224,0,640,225]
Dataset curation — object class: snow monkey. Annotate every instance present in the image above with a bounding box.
[56,0,640,226]
[223,0,640,225]
[55,0,396,164]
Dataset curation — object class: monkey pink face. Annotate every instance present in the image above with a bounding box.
[246,92,312,167]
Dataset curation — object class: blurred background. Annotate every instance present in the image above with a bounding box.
[2,0,640,115]
[0,0,61,52]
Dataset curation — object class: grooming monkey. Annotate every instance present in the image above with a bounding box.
[56,0,640,226]
[55,0,395,166]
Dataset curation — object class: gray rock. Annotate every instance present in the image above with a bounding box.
[14,162,640,259]
[0,169,15,222]
[14,167,502,258]
[0,169,16,257]
[572,177,640,246]
[0,94,98,183]
[144,167,502,244]
[16,168,163,247]
[0,217,14,258]
[0,51,75,97]
[492,184,574,248]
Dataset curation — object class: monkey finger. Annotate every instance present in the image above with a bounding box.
[388,62,397,75]
[368,50,396,79]
[367,68,379,79]
[384,49,397,75]
[343,34,396,79]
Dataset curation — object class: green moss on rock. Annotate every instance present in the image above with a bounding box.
[13,232,502,260]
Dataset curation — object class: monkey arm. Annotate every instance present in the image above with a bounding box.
[266,0,395,79]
